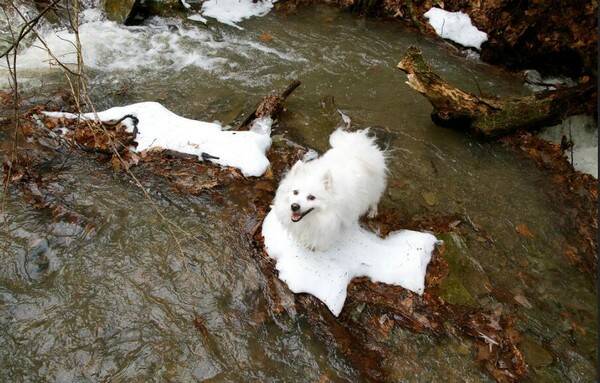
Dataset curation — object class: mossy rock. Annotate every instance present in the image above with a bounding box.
[103,0,138,24]
[520,337,553,368]
[145,0,186,15]
[103,0,184,24]
[437,233,487,307]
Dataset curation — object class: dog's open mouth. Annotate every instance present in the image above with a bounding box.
[291,208,314,223]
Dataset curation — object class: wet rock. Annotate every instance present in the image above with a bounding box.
[104,0,184,25]
[524,69,543,84]
[436,233,483,307]
[438,272,476,307]
[24,237,55,280]
[103,0,139,24]
[520,337,553,368]
[28,238,50,270]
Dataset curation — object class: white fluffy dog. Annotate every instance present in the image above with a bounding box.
[273,128,387,251]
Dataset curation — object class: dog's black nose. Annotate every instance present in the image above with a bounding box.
[291,203,300,212]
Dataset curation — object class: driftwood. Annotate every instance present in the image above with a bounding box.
[238,80,301,130]
[397,47,595,138]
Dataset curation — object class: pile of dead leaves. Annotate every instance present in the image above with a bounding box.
[42,115,137,155]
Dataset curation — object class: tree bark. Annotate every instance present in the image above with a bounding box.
[397,46,595,138]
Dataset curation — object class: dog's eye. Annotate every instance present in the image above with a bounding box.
[307,195,316,201]
[293,190,299,195]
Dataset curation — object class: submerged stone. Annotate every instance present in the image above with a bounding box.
[437,232,491,307]
[438,271,476,306]
[520,337,553,368]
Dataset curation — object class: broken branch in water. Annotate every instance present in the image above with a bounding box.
[396,46,595,138]
[237,80,301,130]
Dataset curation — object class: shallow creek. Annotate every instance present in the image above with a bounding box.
[0,4,596,382]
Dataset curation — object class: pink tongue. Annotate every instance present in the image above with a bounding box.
[292,212,302,220]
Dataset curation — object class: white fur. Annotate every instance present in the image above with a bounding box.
[273,128,387,251]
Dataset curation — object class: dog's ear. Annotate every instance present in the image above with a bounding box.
[323,171,333,191]
[288,160,303,176]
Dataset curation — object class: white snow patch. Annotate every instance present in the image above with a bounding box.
[524,69,577,92]
[464,49,481,61]
[538,114,597,178]
[262,210,440,316]
[201,0,276,29]
[424,8,487,50]
[188,13,208,23]
[43,102,273,177]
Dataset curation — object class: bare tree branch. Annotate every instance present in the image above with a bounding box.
[0,0,63,60]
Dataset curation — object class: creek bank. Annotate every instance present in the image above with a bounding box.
[499,132,598,279]
[276,0,597,80]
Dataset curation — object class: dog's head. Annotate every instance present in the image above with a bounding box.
[274,160,333,223]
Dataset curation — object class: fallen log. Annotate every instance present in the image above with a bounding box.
[397,46,595,138]
[237,80,301,130]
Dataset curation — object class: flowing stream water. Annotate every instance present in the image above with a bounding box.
[0,4,597,382]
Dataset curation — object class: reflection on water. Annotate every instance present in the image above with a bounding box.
[0,4,596,382]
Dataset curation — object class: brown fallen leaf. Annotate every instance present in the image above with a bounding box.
[563,245,581,265]
[0,90,12,105]
[259,32,273,42]
[193,316,210,339]
[111,156,121,172]
[515,223,534,238]
[19,123,35,136]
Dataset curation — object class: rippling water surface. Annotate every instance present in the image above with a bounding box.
[0,4,596,382]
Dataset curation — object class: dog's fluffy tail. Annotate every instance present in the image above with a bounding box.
[329,128,386,169]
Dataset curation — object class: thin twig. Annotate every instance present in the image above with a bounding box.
[0,0,63,60]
